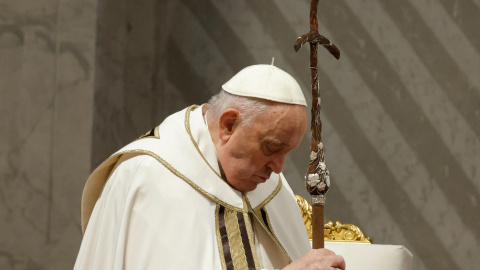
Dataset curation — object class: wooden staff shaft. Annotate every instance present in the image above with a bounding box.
[309,0,325,250]
[295,0,340,250]
[312,204,324,249]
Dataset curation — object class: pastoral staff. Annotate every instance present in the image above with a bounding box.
[74,64,345,270]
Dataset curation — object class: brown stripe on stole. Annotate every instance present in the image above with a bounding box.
[260,208,271,233]
[236,212,256,269]
[217,205,257,270]
[218,206,233,270]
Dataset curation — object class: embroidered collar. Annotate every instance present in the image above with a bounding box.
[185,105,282,210]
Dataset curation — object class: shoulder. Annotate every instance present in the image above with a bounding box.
[103,154,163,194]
[115,153,159,172]
[106,153,190,194]
[108,153,172,184]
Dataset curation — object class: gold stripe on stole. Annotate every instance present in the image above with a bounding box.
[243,208,260,269]
[224,208,249,270]
[216,203,259,270]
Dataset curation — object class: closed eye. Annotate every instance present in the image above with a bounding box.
[262,141,285,155]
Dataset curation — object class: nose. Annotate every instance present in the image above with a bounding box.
[268,154,287,174]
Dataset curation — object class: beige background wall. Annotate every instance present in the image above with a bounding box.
[1,0,479,269]
[0,0,96,269]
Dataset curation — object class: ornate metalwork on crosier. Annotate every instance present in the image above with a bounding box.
[294,0,340,200]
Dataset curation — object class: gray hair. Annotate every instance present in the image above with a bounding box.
[207,90,270,127]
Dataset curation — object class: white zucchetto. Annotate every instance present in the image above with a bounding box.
[222,64,307,106]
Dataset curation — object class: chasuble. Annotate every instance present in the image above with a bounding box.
[75,105,311,270]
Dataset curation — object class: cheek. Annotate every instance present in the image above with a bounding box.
[229,158,257,177]
[226,152,267,179]
[223,135,268,178]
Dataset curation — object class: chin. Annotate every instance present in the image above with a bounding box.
[245,180,267,192]
[228,174,267,192]
[237,182,259,192]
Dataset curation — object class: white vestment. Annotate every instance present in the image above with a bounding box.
[74,105,311,270]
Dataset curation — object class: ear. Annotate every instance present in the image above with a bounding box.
[218,108,240,142]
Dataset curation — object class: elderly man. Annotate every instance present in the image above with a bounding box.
[75,65,345,270]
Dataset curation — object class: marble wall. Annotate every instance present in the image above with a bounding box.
[1,0,479,269]
[0,0,96,269]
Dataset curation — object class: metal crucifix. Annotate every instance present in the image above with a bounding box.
[294,0,340,249]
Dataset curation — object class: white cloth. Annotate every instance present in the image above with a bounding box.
[74,105,311,270]
[325,242,413,270]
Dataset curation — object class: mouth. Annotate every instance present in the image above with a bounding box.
[256,175,269,183]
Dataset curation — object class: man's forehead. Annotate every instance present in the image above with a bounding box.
[249,103,306,138]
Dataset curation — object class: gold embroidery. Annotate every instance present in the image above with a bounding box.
[184,105,223,179]
[262,208,291,262]
[224,208,249,270]
[136,125,160,140]
[253,176,282,213]
[184,105,283,217]
[215,205,228,270]
[245,196,292,263]
[242,196,260,269]
[113,149,246,213]
[249,177,292,262]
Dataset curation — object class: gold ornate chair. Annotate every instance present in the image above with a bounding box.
[295,195,371,243]
[295,195,413,270]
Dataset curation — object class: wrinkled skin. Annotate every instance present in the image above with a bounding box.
[210,103,307,192]
[282,249,346,270]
